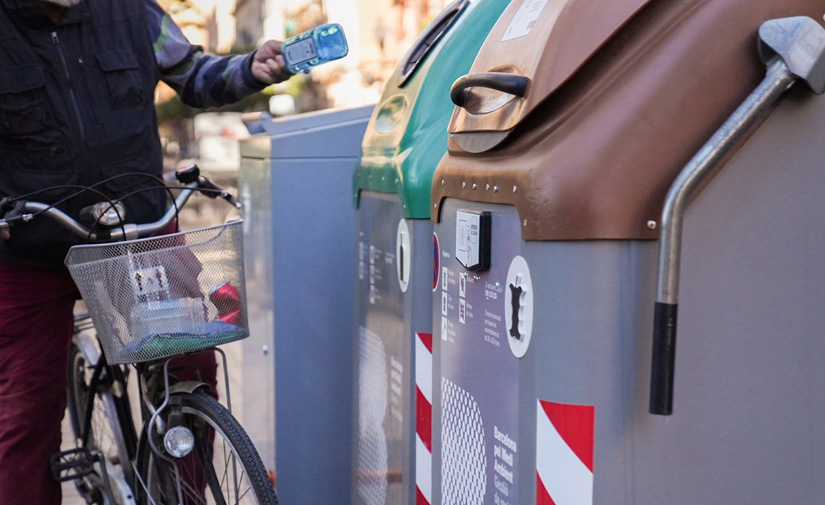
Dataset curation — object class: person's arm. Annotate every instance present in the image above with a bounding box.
[145,0,290,108]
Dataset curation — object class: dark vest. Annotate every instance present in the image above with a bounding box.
[0,0,165,267]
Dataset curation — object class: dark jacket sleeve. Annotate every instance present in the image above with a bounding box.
[145,0,267,108]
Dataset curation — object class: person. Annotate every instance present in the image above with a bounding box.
[0,0,291,502]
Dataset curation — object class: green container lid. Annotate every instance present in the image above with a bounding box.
[352,0,509,218]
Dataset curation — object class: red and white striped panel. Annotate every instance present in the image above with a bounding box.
[536,399,595,505]
[415,332,433,505]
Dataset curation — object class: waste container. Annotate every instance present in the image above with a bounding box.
[239,105,373,505]
[430,1,825,504]
[351,1,509,504]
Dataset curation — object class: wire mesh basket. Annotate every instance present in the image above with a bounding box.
[65,221,249,364]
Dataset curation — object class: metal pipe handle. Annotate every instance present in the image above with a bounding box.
[650,17,825,415]
[650,59,796,416]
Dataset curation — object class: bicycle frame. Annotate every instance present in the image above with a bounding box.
[15,167,275,504]
[72,317,238,504]
[69,313,138,504]
[134,348,234,504]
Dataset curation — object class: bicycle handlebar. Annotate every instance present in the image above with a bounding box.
[0,166,241,242]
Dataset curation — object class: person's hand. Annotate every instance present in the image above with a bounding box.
[0,227,8,240]
[251,40,291,84]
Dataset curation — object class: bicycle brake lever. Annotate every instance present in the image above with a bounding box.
[0,200,31,238]
[197,176,242,209]
[221,192,242,209]
[0,200,30,223]
[0,196,13,211]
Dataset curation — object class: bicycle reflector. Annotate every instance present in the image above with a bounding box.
[164,426,195,458]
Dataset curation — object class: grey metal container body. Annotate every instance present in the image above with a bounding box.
[353,191,434,505]
[432,89,825,505]
[239,106,373,505]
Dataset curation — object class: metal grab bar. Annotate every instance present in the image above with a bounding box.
[650,16,825,416]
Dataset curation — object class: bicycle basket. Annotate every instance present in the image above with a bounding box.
[64,221,249,364]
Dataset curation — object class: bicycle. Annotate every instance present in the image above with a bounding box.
[0,165,278,505]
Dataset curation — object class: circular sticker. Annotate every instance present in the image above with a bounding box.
[504,255,533,359]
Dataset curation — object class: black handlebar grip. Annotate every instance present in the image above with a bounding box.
[198,176,221,199]
[650,302,678,416]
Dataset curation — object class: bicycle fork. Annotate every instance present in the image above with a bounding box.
[135,348,233,505]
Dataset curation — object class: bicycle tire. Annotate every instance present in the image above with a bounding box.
[136,392,278,505]
[66,341,138,504]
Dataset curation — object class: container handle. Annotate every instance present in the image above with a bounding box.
[398,0,470,87]
[450,72,529,107]
[649,16,825,416]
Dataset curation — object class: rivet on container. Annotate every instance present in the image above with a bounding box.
[647,220,657,230]
[513,185,518,193]
[472,183,478,190]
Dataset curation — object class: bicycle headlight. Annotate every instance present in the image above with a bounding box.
[163,426,195,458]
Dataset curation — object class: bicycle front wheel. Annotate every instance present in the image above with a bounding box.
[137,392,277,505]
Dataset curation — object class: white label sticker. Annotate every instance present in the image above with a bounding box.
[131,265,171,303]
[502,0,549,42]
[456,211,481,269]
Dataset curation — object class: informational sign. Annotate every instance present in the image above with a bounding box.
[440,210,522,505]
[455,210,491,272]
[354,196,410,505]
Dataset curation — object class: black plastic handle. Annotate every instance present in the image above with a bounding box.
[450,72,530,107]
[398,0,469,86]
[650,302,678,415]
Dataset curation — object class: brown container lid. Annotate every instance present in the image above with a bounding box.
[448,0,653,151]
[433,0,825,240]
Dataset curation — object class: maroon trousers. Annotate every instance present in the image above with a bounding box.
[0,262,217,505]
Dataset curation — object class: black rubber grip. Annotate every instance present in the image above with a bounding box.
[650,302,678,415]
[198,176,221,199]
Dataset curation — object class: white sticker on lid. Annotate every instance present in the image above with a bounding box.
[502,0,549,42]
